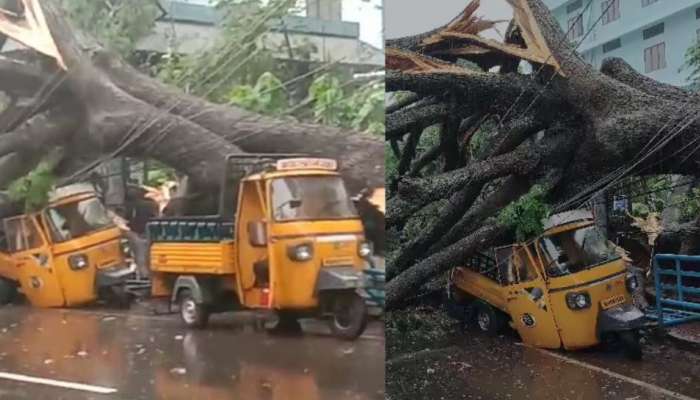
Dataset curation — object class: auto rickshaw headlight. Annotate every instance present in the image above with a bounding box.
[358,241,372,258]
[626,273,639,293]
[68,254,89,271]
[288,243,313,262]
[566,292,591,310]
[120,238,131,257]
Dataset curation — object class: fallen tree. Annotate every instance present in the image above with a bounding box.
[386,0,700,309]
[0,0,384,217]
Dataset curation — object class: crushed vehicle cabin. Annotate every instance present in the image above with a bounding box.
[147,155,383,340]
[447,210,645,359]
[0,184,138,308]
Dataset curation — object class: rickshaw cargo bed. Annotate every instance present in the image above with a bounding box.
[150,242,237,275]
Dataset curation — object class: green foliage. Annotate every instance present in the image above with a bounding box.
[155,0,293,101]
[228,72,288,115]
[307,74,385,135]
[498,185,551,242]
[308,74,350,126]
[681,187,700,221]
[385,143,399,183]
[145,162,177,187]
[631,176,672,217]
[682,39,700,86]
[59,0,158,58]
[8,162,57,213]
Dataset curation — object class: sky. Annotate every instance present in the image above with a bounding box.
[385,0,513,40]
[343,0,383,49]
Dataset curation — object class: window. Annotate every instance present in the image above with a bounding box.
[602,38,621,53]
[567,0,583,14]
[567,15,584,41]
[45,197,114,242]
[644,42,666,72]
[696,7,700,19]
[642,0,658,6]
[602,0,620,25]
[539,225,619,278]
[271,176,358,221]
[643,23,664,40]
[4,217,44,253]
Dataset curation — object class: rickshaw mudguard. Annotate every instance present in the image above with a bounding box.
[597,303,646,334]
[171,276,215,304]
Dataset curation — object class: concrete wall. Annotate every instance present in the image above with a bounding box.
[137,20,383,66]
[543,0,700,86]
[306,0,343,21]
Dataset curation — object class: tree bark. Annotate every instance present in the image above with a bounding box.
[0,0,384,219]
[385,0,700,308]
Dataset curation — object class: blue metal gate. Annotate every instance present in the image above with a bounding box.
[645,254,700,327]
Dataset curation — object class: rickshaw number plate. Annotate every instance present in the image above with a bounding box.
[601,294,625,310]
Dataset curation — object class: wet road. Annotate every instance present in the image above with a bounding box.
[0,305,385,400]
[387,320,700,399]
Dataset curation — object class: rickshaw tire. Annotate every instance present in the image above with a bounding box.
[619,330,642,361]
[474,301,506,336]
[444,281,471,321]
[178,289,210,329]
[0,279,16,305]
[330,292,368,341]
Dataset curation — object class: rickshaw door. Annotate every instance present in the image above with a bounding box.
[499,245,561,349]
[236,180,271,308]
[4,216,65,307]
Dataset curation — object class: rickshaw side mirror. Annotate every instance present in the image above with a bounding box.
[248,221,267,247]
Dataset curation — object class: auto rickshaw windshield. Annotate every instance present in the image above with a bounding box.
[46,197,115,242]
[539,225,619,277]
[271,176,358,221]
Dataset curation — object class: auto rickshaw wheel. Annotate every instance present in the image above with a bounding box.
[330,292,368,340]
[445,280,471,320]
[619,330,642,361]
[0,278,15,305]
[474,301,506,336]
[178,289,210,329]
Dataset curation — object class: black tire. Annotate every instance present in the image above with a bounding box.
[619,330,642,361]
[473,301,506,336]
[178,289,210,329]
[267,311,303,335]
[0,279,16,305]
[329,292,368,340]
[444,280,471,320]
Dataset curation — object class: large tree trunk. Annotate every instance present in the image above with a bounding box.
[385,0,700,309]
[0,0,384,213]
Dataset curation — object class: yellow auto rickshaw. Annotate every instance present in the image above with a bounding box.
[0,184,136,307]
[148,154,381,340]
[448,210,645,358]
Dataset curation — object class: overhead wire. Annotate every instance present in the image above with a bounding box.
[63,0,292,183]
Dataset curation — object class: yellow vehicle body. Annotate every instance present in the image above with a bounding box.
[149,156,376,339]
[450,211,645,353]
[0,188,133,308]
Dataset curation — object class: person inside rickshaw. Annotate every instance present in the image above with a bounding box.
[46,197,114,242]
[540,225,618,277]
[272,177,357,222]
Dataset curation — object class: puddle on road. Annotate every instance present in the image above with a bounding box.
[0,307,385,400]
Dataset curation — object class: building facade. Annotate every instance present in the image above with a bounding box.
[136,0,383,67]
[543,0,700,87]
